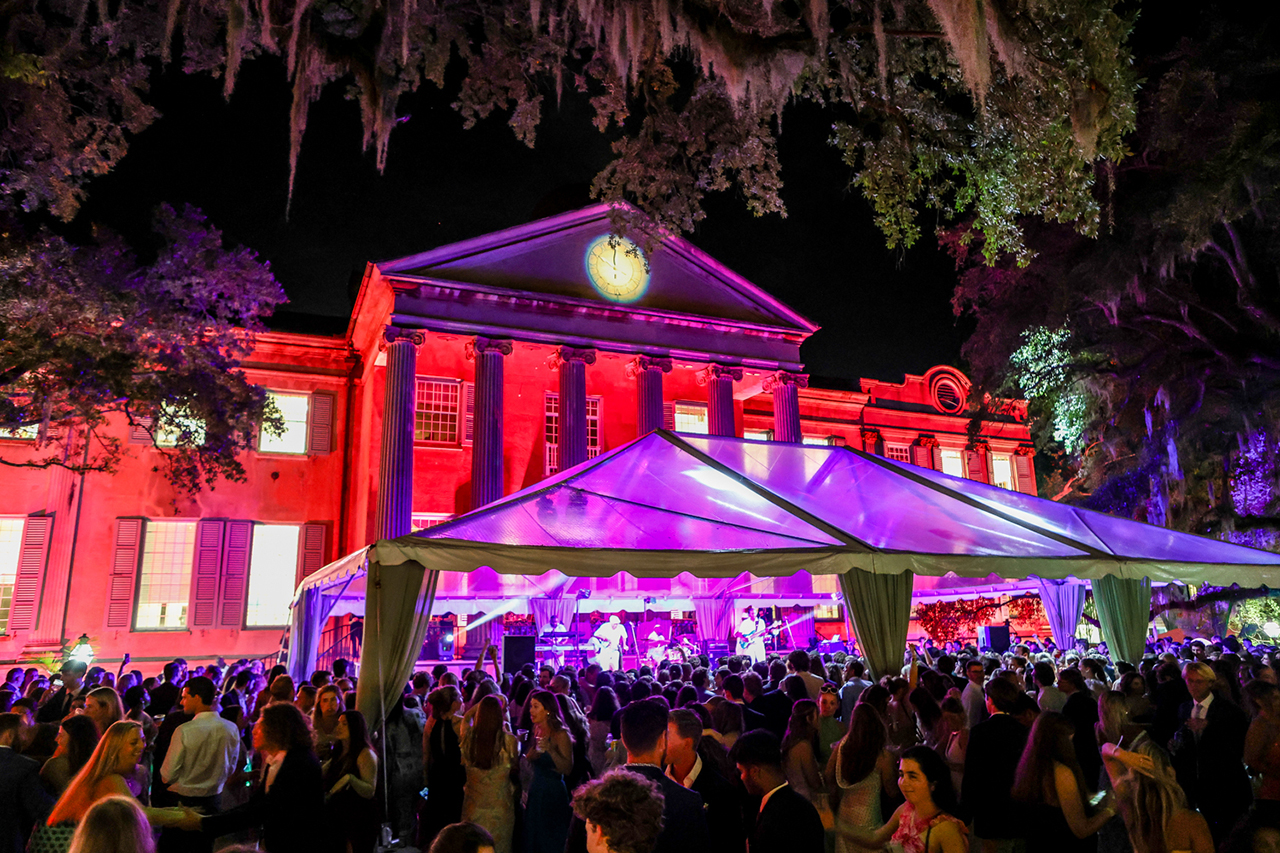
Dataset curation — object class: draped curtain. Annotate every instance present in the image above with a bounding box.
[694,598,733,646]
[1036,578,1086,649]
[531,597,576,634]
[355,562,437,727]
[1092,575,1152,664]
[787,606,816,651]
[838,568,914,681]
[288,585,325,684]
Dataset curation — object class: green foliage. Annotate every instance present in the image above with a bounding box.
[1009,326,1091,454]
[0,205,287,496]
[0,0,1136,256]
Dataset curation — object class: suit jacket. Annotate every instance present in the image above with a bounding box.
[689,762,747,853]
[35,686,85,723]
[961,714,1027,838]
[0,747,53,853]
[1171,693,1252,817]
[747,692,792,741]
[566,764,710,853]
[147,682,182,718]
[737,703,768,735]
[202,748,331,853]
[752,784,824,853]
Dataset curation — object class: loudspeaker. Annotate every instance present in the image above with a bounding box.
[978,625,1011,653]
[503,636,537,674]
[703,642,730,662]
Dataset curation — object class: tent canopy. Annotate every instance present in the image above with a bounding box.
[294,431,1280,712]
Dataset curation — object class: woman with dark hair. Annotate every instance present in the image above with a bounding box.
[1012,712,1116,852]
[841,745,966,853]
[782,699,825,813]
[460,695,518,853]
[188,703,329,853]
[325,710,379,853]
[422,685,466,849]
[553,693,591,791]
[708,698,744,750]
[313,684,345,756]
[428,822,496,853]
[909,687,944,748]
[252,665,288,721]
[782,675,810,705]
[827,703,896,853]
[41,715,101,797]
[523,690,574,853]
[857,685,892,723]
[586,686,619,776]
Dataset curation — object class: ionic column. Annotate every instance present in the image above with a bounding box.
[762,371,808,443]
[550,347,597,469]
[377,327,424,540]
[696,364,743,437]
[625,355,672,435]
[467,337,513,509]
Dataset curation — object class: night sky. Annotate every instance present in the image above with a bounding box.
[83,50,970,385]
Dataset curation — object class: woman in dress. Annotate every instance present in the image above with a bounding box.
[585,687,619,777]
[842,746,967,853]
[421,685,466,849]
[827,703,896,853]
[313,684,345,758]
[1102,740,1212,853]
[522,690,574,853]
[39,721,188,853]
[324,710,379,853]
[40,715,100,798]
[460,695,518,853]
[1012,712,1117,853]
[782,700,827,816]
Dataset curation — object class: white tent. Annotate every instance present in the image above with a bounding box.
[291,431,1280,722]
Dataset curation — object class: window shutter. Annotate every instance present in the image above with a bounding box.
[7,515,52,632]
[1015,455,1036,496]
[662,403,675,431]
[191,520,225,627]
[298,523,326,585]
[966,450,988,483]
[911,445,933,468]
[128,417,153,445]
[219,521,253,629]
[308,392,334,455]
[108,519,144,629]
[462,382,475,445]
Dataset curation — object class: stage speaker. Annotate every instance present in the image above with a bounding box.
[421,627,441,660]
[703,641,730,663]
[439,618,455,661]
[978,625,1011,653]
[503,636,537,674]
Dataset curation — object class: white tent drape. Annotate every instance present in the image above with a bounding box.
[531,597,576,634]
[1036,578,1087,649]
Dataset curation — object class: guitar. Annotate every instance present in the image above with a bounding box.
[735,621,784,655]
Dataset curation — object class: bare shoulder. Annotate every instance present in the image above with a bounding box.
[1168,808,1212,846]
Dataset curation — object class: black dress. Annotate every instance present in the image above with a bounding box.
[324,754,379,853]
[419,718,465,848]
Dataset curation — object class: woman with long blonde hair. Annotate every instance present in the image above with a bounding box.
[1102,739,1212,853]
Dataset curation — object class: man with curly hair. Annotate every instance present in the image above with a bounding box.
[572,769,666,853]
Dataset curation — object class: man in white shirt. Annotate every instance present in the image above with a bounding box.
[591,615,627,671]
[961,658,990,729]
[159,676,242,853]
[735,607,767,662]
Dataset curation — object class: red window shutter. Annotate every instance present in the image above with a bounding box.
[128,416,153,445]
[297,523,326,585]
[191,520,225,627]
[911,446,933,468]
[7,515,52,632]
[1015,455,1037,496]
[219,521,253,629]
[462,382,475,445]
[308,392,334,455]
[931,447,944,470]
[662,403,675,431]
[966,450,989,483]
[108,519,144,629]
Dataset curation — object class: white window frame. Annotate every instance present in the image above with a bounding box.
[672,401,709,435]
[411,513,455,530]
[885,444,912,462]
[743,428,774,442]
[244,524,301,628]
[258,391,310,455]
[803,435,843,446]
[414,378,461,445]
[0,517,24,634]
[155,404,207,449]
[134,520,198,631]
[991,453,1016,491]
[545,394,602,476]
[939,448,965,478]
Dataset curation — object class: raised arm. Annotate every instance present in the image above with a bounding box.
[1054,762,1114,839]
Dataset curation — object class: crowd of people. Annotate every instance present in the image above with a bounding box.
[4,627,1280,853]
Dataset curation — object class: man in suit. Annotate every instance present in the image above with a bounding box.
[0,712,53,853]
[667,709,746,853]
[720,675,767,733]
[1171,661,1252,845]
[742,673,790,741]
[730,730,824,853]
[962,678,1028,853]
[566,698,710,853]
[571,768,666,853]
[147,661,186,718]
[34,660,88,723]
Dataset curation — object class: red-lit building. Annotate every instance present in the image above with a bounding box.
[0,205,1036,669]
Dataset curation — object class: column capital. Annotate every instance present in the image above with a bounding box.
[547,346,597,371]
[860,426,881,443]
[381,326,426,348]
[695,363,743,387]
[966,438,990,452]
[915,433,940,449]
[466,336,514,360]
[1014,443,1037,457]
[624,355,673,379]
[761,370,809,393]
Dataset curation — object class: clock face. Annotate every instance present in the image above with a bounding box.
[584,236,649,302]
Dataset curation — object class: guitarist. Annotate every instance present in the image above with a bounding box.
[735,606,768,663]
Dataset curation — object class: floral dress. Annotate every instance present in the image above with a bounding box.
[889,801,966,853]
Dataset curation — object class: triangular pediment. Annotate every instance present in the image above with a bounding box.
[376,204,816,332]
